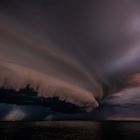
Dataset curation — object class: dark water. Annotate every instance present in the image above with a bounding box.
[0,122,139,140]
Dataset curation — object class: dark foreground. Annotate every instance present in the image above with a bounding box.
[0,122,139,140]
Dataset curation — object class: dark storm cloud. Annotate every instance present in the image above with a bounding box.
[0,0,104,111]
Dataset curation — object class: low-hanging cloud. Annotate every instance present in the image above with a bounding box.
[0,11,103,111]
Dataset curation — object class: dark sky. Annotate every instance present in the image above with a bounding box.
[0,0,140,120]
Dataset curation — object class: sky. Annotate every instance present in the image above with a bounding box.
[0,0,140,120]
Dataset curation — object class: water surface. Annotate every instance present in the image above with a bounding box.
[0,121,139,140]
